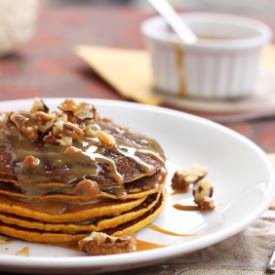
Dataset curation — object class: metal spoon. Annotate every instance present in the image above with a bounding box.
[267,248,275,273]
[146,0,198,44]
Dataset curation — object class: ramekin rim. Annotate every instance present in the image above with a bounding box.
[141,12,273,50]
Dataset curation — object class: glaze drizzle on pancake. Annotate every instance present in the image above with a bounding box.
[0,100,166,198]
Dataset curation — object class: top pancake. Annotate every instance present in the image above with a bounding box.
[0,99,166,199]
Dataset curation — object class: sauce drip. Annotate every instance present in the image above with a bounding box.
[60,243,80,251]
[15,246,30,256]
[0,236,12,245]
[136,239,165,251]
[172,39,187,97]
[26,200,68,214]
[61,240,165,253]
[171,190,188,196]
[149,224,192,237]
[171,35,241,98]
[173,204,200,211]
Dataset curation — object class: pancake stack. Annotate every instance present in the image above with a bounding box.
[0,99,166,244]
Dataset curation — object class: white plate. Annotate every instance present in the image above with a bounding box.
[0,98,273,274]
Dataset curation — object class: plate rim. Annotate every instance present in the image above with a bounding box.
[0,97,273,270]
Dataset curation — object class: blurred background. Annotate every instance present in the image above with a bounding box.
[0,0,274,151]
[45,0,275,23]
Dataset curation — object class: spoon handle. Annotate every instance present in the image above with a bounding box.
[147,0,197,44]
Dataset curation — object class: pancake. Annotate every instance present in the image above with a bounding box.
[0,192,160,233]
[111,191,165,237]
[0,192,164,244]
[0,194,149,223]
[0,99,167,246]
[0,167,166,202]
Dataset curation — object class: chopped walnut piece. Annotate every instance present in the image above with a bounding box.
[75,179,98,196]
[74,102,96,120]
[197,197,215,210]
[22,126,37,141]
[34,111,56,132]
[52,120,84,140]
[43,132,59,144]
[30,98,49,113]
[101,117,112,123]
[6,98,100,144]
[171,165,216,211]
[63,122,84,140]
[44,133,72,146]
[85,128,96,137]
[96,130,116,148]
[79,232,136,256]
[171,165,208,192]
[58,135,73,146]
[57,113,68,123]
[58,99,96,121]
[58,99,78,113]
[9,112,37,141]
[23,155,40,169]
[9,112,29,131]
[52,120,64,135]
[193,179,215,210]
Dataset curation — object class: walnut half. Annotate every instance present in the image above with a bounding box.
[193,179,215,210]
[171,165,208,192]
[171,165,216,211]
[79,232,136,256]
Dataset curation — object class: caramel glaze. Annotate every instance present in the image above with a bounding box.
[0,169,165,202]
[0,236,12,245]
[61,239,165,253]
[15,246,29,256]
[171,190,188,196]
[60,243,81,251]
[0,119,166,198]
[172,39,187,97]
[149,224,193,237]
[173,204,200,211]
[136,239,165,251]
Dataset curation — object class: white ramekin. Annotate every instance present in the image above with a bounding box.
[141,13,272,99]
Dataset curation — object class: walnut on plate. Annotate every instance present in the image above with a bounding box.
[193,179,215,210]
[171,165,208,192]
[79,232,136,256]
[171,165,216,211]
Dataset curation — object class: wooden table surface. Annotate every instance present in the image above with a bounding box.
[0,5,275,152]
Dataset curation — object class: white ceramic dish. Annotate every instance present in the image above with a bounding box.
[141,13,272,98]
[0,98,274,274]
